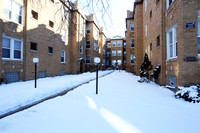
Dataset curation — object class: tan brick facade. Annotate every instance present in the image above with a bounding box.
[127,0,200,86]
[0,0,106,83]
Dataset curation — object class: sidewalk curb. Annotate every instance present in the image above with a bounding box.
[0,71,114,119]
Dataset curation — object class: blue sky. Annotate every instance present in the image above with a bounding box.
[72,0,135,38]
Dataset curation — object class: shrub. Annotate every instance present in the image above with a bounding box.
[175,86,200,103]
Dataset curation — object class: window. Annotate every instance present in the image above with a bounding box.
[150,10,152,21]
[117,41,122,47]
[61,29,66,42]
[167,0,175,9]
[156,0,160,5]
[30,42,37,51]
[106,52,111,57]
[130,54,135,65]
[117,50,122,56]
[145,23,147,37]
[198,11,200,58]
[94,42,98,51]
[106,60,110,65]
[103,48,106,55]
[130,22,134,32]
[167,24,177,59]
[107,43,111,48]
[124,51,126,57]
[86,25,90,34]
[62,7,67,21]
[112,41,116,47]
[49,20,54,28]
[157,35,160,47]
[150,43,152,52]
[86,55,90,64]
[145,0,147,12]
[103,59,105,65]
[112,51,116,56]
[86,40,90,49]
[31,10,38,20]
[2,36,23,60]
[80,44,83,54]
[48,47,53,54]
[131,38,134,48]
[3,0,23,24]
[124,42,126,48]
[61,50,65,63]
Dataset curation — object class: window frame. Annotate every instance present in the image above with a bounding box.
[130,38,134,48]
[86,40,91,49]
[61,50,65,63]
[166,0,175,10]
[130,22,134,32]
[130,54,135,65]
[2,35,23,61]
[3,0,23,25]
[117,50,122,56]
[112,41,116,47]
[112,50,116,56]
[61,29,66,42]
[86,55,90,64]
[30,42,37,51]
[166,24,177,60]
[48,47,53,54]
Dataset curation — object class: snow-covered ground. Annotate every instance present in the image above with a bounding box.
[0,71,200,133]
[0,70,112,117]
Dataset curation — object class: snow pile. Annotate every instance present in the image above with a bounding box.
[175,86,200,103]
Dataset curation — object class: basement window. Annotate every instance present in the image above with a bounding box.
[49,20,54,28]
[30,42,37,51]
[31,10,38,20]
[48,47,53,54]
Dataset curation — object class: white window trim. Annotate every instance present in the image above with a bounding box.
[3,0,24,25]
[61,29,66,42]
[2,35,23,61]
[166,24,177,60]
[145,22,147,37]
[112,50,116,56]
[130,54,135,65]
[117,50,122,56]
[130,22,134,32]
[117,41,122,47]
[112,41,116,47]
[166,0,175,10]
[61,50,66,63]
[145,0,147,12]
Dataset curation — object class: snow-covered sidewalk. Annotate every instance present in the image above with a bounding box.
[0,70,113,118]
[0,71,200,133]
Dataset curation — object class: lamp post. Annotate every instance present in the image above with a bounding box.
[33,58,39,88]
[94,57,100,94]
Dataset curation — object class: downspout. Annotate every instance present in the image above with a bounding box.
[23,0,28,81]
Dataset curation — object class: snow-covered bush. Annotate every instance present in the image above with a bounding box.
[175,86,200,103]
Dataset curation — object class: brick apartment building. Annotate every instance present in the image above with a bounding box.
[0,0,106,83]
[125,10,135,73]
[105,36,126,69]
[85,14,104,71]
[126,0,200,87]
